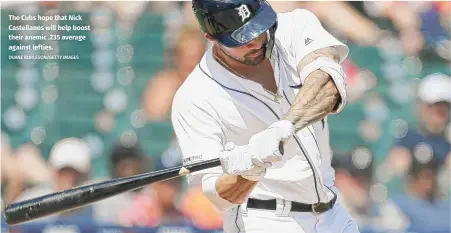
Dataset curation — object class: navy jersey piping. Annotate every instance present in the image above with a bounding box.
[235,206,241,232]
[282,91,322,154]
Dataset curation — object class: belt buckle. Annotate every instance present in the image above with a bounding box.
[311,203,328,215]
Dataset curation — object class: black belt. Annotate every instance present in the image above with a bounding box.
[247,193,337,214]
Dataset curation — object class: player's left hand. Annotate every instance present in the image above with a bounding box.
[248,120,294,165]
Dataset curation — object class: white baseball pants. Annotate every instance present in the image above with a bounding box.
[222,198,359,233]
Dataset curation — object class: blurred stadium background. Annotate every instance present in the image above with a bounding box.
[1,1,450,233]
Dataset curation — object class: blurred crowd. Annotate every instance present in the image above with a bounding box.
[1,1,450,233]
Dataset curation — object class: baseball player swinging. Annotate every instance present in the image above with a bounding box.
[172,0,358,232]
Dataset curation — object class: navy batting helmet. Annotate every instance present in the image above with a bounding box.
[192,0,278,55]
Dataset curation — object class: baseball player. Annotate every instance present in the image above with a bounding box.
[171,0,358,232]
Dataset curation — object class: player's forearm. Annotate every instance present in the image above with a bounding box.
[282,47,342,131]
[215,174,258,204]
[282,72,339,131]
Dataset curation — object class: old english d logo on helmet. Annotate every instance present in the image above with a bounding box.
[236,4,251,22]
[192,0,278,48]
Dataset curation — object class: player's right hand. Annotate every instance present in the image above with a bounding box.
[248,120,294,165]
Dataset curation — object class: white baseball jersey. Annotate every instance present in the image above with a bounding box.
[172,9,349,205]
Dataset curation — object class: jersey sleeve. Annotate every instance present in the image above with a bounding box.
[171,100,225,186]
[279,9,349,67]
[277,9,350,114]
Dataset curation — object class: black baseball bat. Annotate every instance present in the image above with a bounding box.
[3,158,221,225]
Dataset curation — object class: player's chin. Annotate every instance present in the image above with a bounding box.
[244,54,265,66]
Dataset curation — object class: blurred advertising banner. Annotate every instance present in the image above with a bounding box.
[3,222,223,233]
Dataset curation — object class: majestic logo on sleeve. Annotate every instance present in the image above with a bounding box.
[236,4,251,22]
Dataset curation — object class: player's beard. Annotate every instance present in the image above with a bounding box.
[219,45,266,66]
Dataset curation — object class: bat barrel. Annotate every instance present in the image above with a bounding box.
[3,158,221,225]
